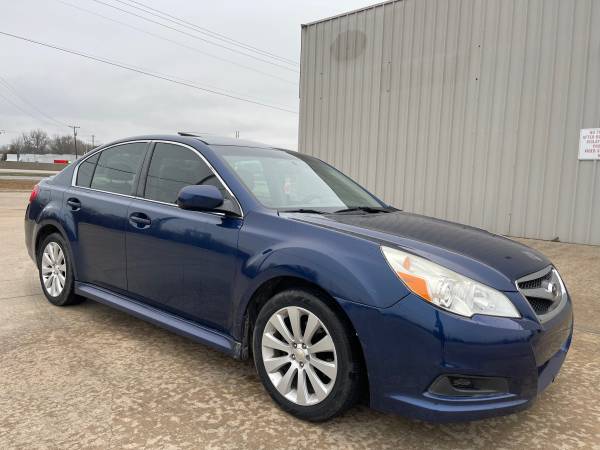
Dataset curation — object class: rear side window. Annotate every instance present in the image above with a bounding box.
[89,143,147,195]
[76,153,99,187]
[144,143,228,204]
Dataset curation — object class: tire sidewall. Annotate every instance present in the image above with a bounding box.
[37,233,74,306]
[252,289,358,421]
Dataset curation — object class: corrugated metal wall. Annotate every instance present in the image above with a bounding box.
[298,0,600,245]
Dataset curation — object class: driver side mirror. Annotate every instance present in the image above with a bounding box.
[177,185,224,212]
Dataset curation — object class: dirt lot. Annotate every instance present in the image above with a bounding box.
[0,179,38,191]
[0,190,599,449]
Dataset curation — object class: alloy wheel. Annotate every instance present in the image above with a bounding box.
[41,242,67,297]
[261,306,338,406]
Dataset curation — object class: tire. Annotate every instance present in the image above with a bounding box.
[37,232,83,306]
[252,288,361,422]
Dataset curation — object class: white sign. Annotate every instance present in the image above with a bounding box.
[579,128,600,160]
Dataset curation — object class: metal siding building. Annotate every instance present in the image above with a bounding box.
[298,0,600,245]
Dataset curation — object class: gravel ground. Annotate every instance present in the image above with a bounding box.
[0,191,599,449]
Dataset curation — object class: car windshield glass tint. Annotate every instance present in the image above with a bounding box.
[216,146,382,211]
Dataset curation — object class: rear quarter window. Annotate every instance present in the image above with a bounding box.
[75,153,99,188]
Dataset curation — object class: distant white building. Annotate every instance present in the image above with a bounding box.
[6,153,74,163]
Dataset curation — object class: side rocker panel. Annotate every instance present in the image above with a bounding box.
[75,282,242,358]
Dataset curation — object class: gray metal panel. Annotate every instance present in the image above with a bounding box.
[299,0,600,245]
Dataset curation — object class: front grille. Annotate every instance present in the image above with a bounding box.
[517,270,552,290]
[527,297,554,315]
[516,266,564,320]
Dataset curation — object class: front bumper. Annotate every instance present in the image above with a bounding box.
[339,291,573,422]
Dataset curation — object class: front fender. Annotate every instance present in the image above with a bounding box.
[231,238,409,341]
[258,245,402,306]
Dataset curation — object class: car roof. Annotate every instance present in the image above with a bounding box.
[96,134,291,154]
[177,132,281,150]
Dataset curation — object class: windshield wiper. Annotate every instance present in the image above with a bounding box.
[279,208,327,214]
[333,206,393,214]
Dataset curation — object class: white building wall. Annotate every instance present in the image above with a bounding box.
[6,154,74,163]
[299,0,600,245]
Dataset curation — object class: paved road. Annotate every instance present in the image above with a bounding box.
[0,168,58,175]
[0,168,57,182]
[0,176,46,181]
[0,191,599,449]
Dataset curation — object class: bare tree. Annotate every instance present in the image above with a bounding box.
[2,129,94,157]
[22,129,50,154]
[9,135,26,155]
[49,135,74,154]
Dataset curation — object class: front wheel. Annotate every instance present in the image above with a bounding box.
[252,289,361,422]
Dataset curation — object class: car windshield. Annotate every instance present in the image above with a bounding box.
[214,146,384,212]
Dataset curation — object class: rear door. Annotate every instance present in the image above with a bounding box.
[125,141,242,331]
[68,141,149,292]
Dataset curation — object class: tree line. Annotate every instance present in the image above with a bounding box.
[0,129,95,156]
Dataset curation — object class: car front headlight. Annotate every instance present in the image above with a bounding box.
[381,246,520,318]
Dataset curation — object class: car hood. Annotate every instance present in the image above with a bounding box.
[283,210,551,292]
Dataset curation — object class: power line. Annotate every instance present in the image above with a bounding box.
[0,90,66,130]
[49,42,261,101]
[0,80,94,136]
[0,31,299,114]
[122,0,298,66]
[88,0,299,73]
[0,75,69,128]
[10,31,286,107]
[117,0,299,66]
[55,0,297,86]
[3,18,272,102]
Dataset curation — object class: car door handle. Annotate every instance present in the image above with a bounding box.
[129,213,152,228]
[66,198,81,211]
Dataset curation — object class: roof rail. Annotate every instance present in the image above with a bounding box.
[177,131,203,137]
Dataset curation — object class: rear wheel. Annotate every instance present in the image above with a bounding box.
[253,289,360,421]
[37,233,83,306]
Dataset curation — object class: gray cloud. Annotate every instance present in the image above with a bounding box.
[0,0,371,150]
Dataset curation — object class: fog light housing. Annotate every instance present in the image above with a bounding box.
[428,375,509,397]
[450,377,476,390]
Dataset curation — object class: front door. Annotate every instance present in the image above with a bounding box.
[125,142,242,332]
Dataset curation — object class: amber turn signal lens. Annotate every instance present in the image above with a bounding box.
[396,271,432,302]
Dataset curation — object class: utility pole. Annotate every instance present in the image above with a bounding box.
[91,135,95,148]
[69,125,80,158]
[235,130,240,139]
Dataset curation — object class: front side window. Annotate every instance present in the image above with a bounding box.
[216,146,383,211]
[89,143,148,195]
[144,143,236,209]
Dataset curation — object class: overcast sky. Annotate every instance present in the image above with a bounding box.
[0,0,373,149]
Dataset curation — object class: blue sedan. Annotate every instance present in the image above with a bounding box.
[24,134,573,422]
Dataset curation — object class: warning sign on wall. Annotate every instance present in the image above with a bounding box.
[579,128,600,160]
